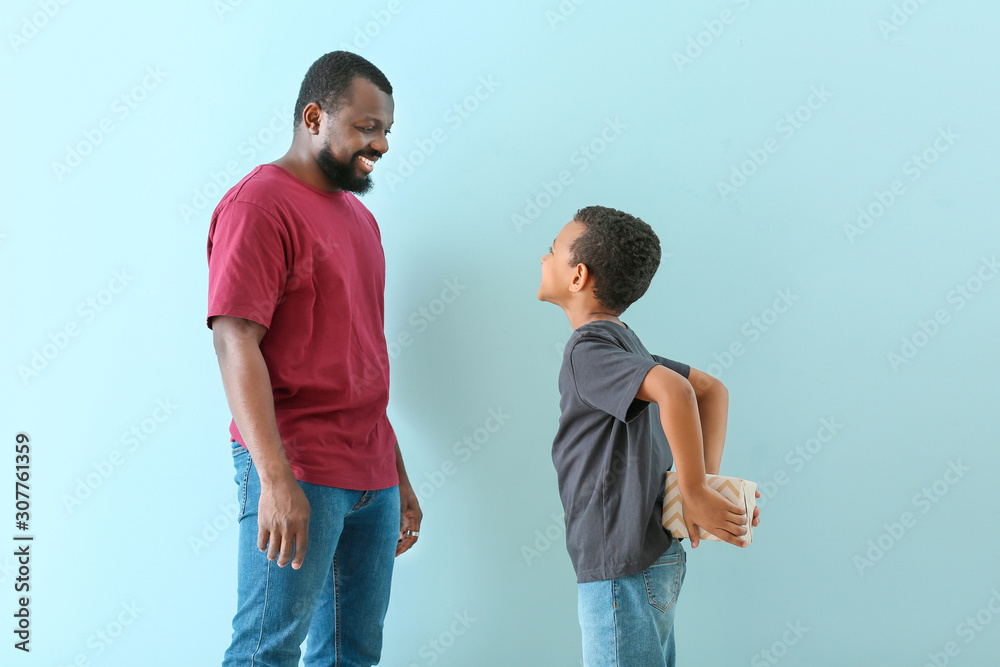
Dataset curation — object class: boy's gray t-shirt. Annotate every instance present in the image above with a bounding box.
[552,320,690,583]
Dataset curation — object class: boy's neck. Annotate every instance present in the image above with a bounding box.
[563,300,624,330]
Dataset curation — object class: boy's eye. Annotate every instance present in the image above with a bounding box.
[548,246,553,254]
[384,129,391,136]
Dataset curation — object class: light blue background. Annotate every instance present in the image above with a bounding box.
[3,1,999,665]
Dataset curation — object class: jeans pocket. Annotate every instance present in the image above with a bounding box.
[231,441,252,519]
[643,548,685,613]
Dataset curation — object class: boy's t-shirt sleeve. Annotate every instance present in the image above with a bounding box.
[207,200,289,330]
[569,333,660,423]
[651,354,691,379]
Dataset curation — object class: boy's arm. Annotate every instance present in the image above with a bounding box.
[651,356,728,475]
[687,367,728,475]
[636,365,747,547]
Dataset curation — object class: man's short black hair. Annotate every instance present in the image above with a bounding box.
[293,51,392,128]
[570,205,661,315]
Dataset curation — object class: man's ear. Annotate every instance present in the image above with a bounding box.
[301,102,323,135]
[568,263,590,294]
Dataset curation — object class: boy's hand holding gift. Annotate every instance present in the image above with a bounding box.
[663,472,762,548]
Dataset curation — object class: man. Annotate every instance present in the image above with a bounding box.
[207,51,421,666]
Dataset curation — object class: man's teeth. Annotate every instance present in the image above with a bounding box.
[359,156,375,168]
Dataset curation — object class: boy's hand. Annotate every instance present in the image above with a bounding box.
[682,483,748,548]
[752,490,761,528]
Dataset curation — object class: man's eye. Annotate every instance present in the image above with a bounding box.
[384,129,391,136]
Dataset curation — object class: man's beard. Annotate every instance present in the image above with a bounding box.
[316,141,376,195]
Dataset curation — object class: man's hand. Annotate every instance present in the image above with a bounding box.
[396,477,422,557]
[752,489,761,528]
[257,472,311,569]
[682,482,748,549]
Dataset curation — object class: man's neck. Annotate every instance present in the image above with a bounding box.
[272,144,340,193]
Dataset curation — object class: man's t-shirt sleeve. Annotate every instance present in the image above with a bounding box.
[207,200,289,330]
[569,334,660,423]
[652,354,691,379]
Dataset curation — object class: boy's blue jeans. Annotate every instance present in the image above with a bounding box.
[223,441,400,667]
[578,539,687,667]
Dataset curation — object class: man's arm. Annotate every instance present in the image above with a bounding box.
[394,442,422,557]
[212,315,311,569]
[636,365,747,547]
[687,367,729,475]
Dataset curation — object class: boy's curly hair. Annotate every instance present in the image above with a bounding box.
[570,206,661,314]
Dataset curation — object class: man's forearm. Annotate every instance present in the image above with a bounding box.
[215,335,293,484]
[395,441,410,485]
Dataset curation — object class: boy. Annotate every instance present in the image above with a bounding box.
[538,206,760,666]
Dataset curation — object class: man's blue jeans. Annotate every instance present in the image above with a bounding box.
[223,441,400,667]
[577,539,687,667]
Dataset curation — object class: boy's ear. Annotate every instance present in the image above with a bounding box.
[568,263,590,294]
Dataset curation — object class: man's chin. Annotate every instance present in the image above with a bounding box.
[316,154,374,195]
[344,173,373,195]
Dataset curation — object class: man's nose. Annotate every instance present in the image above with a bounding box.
[371,132,389,155]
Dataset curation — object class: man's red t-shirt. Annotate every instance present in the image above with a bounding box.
[206,164,397,490]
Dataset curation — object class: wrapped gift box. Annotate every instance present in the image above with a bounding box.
[662,471,758,545]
